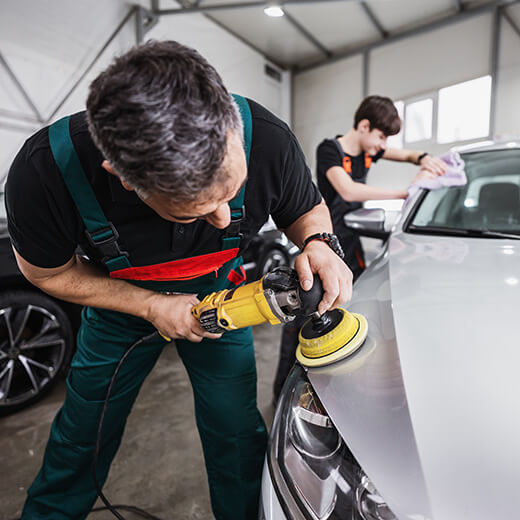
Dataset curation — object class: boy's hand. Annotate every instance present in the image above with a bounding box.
[419,155,447,176]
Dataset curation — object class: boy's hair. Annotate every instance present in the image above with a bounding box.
[354,95,401,136]
[86,40,242,201]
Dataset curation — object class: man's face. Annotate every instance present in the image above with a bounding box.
[108,130,248,230]
[358,119,387,156]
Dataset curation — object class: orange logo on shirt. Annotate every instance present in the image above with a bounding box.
[364,153,372,169]
[343,154,372,174]
[342,156,352,174]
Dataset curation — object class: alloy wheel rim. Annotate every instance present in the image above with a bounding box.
[0,304,66,407]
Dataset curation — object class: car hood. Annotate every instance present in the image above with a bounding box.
[308,231,520,520]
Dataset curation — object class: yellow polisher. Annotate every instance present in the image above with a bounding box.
[192,267,368,368]
[295,308,368,367]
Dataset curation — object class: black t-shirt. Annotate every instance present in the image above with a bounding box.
[5,99,321,269]
[316,138,383,230]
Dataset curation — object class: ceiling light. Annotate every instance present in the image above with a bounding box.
[264,5,284,17]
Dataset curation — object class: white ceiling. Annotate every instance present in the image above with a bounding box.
[160,0,506,70]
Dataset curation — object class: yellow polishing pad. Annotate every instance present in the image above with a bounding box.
[296,309,368,368]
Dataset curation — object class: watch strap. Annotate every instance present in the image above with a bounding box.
[302,233,345,259]
[416,152,429,165]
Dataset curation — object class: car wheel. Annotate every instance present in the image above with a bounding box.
[257,246,290,278]
[0,290,74,415]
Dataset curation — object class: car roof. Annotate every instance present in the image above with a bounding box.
[453,139,520,154]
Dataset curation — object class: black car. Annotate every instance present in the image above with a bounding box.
[242,218,299,282]
[0,194,81,415]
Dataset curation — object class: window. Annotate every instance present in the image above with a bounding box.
[386,100,404,149]
[405,98,433,143]
[437,75,492,144]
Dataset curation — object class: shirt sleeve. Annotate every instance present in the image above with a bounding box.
[271,134,322,229]
[5,140,80,268]
[317,140,343,175]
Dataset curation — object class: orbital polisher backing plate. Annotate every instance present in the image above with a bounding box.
[295,308,368,368]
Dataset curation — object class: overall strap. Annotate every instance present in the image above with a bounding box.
[333,138,346,158]
[334,139,352,174]
[233,94,252,166]
[48,116,131,272]
[222,94,252,250]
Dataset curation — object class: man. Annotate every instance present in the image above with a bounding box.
[273,95,447,400]
[5,40,351,519]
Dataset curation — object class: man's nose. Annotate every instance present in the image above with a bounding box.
[206,204,231,229]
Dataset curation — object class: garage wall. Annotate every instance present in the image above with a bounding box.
[369,14,492,101]
[0,0,290,185]
[496,8,520,139]
[293,8,520,190]
[293,54,364,185]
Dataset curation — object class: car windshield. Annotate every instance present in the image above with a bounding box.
[408,148,520,238]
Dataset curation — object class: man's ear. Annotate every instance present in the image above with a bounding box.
[101,160,117,175]
[101,160,134,191]
[357,119,371,134]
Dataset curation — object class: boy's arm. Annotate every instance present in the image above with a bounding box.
[326,165,441,203]
[383,147,447,175]
[326,166,407,202]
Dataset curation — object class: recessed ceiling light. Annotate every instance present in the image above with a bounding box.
[264,5,284,17]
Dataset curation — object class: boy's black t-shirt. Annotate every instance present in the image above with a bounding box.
[316,137,383,230]
[6,99,321,269]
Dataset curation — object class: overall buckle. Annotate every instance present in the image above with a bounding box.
[224,205,246,239]
[85,223,129,263]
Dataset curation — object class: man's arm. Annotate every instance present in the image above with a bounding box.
[383,147,447,175]
[283,200,353,314]
[13,250,220,342]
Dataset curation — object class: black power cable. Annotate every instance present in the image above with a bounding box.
[10,331,168,520]
[91,330,165,520]
[91,504,164,519]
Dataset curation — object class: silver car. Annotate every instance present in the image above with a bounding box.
[260,142,520,520]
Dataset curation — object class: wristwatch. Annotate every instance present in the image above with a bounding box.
[301,233,345,259]
[416,152,429,165]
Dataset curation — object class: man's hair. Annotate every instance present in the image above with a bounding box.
[86,40,242,201]
[353,95,401,136]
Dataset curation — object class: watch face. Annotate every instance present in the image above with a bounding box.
[328,235,345,259]
[303,234,344,259]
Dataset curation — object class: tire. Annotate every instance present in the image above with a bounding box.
[0,290,74,415]
[257,246,290,278]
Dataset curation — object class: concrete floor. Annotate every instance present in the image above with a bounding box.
[0,323,282,520]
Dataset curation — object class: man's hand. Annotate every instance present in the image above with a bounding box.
[294,240,353,315]
[419,155,447,176]
[147,293,222,343]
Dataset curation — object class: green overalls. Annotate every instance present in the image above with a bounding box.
[22,95,268,520]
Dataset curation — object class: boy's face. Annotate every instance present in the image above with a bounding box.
[357,119,387,156]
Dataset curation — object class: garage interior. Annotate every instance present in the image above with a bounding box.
[2,0,520,519]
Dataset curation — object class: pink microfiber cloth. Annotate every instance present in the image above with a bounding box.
[407,150,467,198]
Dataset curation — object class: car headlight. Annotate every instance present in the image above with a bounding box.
[268,365,398,520]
